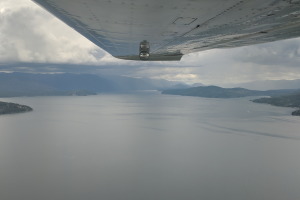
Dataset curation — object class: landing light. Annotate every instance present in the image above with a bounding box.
[139,40,150,60]
[139,52,150,60]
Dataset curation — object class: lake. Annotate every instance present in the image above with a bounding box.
[0,92,300,200]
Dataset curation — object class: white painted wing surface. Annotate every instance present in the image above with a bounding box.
[32,0,300,61]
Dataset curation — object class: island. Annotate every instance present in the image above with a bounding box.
[0,101,33,115]
[252,93,300,116]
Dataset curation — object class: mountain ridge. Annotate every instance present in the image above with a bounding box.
[227,79,300,90]
[0,72,187,97]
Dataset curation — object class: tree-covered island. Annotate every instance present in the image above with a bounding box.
[0,101,33,115]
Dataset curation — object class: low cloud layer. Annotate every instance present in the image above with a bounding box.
[1,0,300,86]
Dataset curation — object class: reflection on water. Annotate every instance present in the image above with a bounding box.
[0,93,300,200]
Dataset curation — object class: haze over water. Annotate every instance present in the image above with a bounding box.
[0,92,300,200]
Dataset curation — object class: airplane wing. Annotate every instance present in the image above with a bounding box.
[32,0,300,61]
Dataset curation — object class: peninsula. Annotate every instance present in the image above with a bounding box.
[162,86,297,98]
[252,93,300,116]
[0,101,33,115]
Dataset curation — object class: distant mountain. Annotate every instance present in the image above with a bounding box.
[252,93,300,116]
[162,86,298,98]
[227,79,300,90]
[0,72,185,97]
[191,83,205,87]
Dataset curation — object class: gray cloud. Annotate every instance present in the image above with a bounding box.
[1,0,300,86]
[0,0,110,64]
[236,38,300,67]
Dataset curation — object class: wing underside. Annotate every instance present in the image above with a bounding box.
[32,0,300,61]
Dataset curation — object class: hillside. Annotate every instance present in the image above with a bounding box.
[0,73,185,97]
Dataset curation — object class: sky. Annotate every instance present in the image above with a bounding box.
[1,0,300,86]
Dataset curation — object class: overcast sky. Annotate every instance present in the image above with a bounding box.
[1,0,300,85]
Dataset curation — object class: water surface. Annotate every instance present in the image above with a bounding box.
[0,92,300,200]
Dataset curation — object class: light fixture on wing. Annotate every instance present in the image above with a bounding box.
[139,40,150,60]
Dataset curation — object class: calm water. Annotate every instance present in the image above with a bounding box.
[0,92,300,200]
